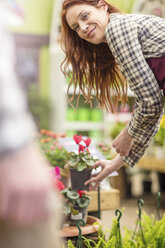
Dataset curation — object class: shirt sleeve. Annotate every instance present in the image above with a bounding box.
[105,17,164,167]
[0,21,36,156]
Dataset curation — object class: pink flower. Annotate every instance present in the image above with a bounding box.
[102,147,108,151]
[55,180,65,191]
[51,167,61,180]
[99,143,104,147]
[79,144,85,153]
[73,134,82,144]
[77,190,86,197]
[51,146,55,150]
[83,137,91,147]
[57,144,63,150]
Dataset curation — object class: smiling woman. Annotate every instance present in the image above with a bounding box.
[60,0,165,187]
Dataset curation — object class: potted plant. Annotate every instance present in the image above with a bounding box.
[61,187,91,226]
[39,129,70,186]
[68,134,97,190]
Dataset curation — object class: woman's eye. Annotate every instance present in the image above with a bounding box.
[82,13,89,20]
[74,25,79,31]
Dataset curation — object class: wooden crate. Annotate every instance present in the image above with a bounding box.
[88,189,120,212]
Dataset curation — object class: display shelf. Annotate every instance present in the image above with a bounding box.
[64,122,105,131]
[65,85,135,97]
[137,156,165,173]
[105,113,132,123]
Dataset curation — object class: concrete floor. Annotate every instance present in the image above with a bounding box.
[101,193,165,234]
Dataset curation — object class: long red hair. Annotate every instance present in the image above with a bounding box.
[61,0,127,113]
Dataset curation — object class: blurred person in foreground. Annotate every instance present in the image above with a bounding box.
[0,1,62,248]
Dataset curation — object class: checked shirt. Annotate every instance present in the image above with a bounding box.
[105,14,165,167]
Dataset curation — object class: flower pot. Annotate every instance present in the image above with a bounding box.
[67,205,88,226]
[69,168,92,190]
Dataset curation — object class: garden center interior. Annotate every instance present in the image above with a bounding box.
[5,0,165,246]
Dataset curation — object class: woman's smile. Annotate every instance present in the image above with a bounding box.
[87,26,96,38]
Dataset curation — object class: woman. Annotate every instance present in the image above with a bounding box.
[61,0,165,187]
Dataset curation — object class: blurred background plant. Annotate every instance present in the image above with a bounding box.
[153,114,165,147]
[97,143,114,160]
[110,121,127,140]
[28,85,52,130]
[38,129,69,178]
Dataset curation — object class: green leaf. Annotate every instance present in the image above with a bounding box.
[77,198,90,208]
[83,158,95,166]
[67,239,76,248]
[77,162,87,171]
[70,206,79,215]
[60,187,70,196]
[63,204,71,215]
[68,156,79,166]
[66,191,79,200]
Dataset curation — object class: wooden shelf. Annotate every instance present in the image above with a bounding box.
[137,156,165,173]
[88,189,120,212]
[63,122,104,131]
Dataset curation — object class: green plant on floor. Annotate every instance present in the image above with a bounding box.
[68,135,97,171]
[65,198,165,248]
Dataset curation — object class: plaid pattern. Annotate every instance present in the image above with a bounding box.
[0,12,35,156]
[105,14,165,167]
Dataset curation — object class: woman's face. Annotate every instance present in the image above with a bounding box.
[66,3,110,44]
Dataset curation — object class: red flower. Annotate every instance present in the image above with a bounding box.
[73,134,82,144]
[83,137,91,147]
[55,180,65,191]
[77,190,86,197]
[79,144,85,153]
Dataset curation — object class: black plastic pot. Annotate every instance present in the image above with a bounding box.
[70,168,92,190]
[67,205,88,226]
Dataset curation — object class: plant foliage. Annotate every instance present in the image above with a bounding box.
[65,211,165,248]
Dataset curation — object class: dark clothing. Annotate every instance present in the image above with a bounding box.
[146,56,165,95]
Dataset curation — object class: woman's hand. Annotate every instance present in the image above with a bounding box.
[85,155,124,189]
[112,127,134,156]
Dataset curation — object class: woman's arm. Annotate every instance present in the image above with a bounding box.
[106,17,164,167]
